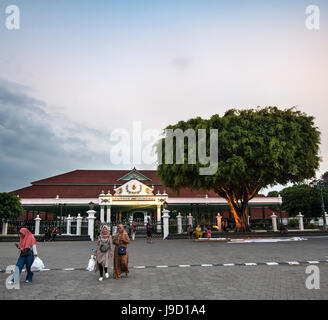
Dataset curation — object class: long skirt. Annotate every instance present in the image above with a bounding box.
[113,246,129,278]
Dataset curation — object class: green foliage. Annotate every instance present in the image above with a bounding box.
[8,223,20,234]
[280,184,327,217]
[267,191,280,197]
[321,171,328,185]
[287,219,299,228]
[0,193,23,221]
[304,223,318,229]
[157,107,320,191]
[156,107,321,231]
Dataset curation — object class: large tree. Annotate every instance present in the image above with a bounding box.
[279,184,327,218]
[156,107,321,232]
[0,193,23,221]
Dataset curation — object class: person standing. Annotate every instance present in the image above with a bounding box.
[187,225,193,239]
[146,218,152,244]
[13,228,38,283]
[195,225,202,239]
[125,222,131,238]
[113,224,130,280]
[131,221,136,241]
[112,223,117,237]
[95,225,113,281]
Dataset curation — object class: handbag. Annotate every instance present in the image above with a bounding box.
[100,242,110,253]
[21,248,31,257]
[118,246,126,255]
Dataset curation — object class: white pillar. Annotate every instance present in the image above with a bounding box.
[188,213,193,227]
[100,205,105,223]
[177,212,182,234]
[34,215,41,236]
[76,214,82,236]
[162,209,170,239]
[87,210,96,241]
[2,220,8,235]
[271,213,278,232]
[297,212,304,231]
[325,212,328,230]
[106,205,111,224]
[156,204,162,231]
[66,214,72,235]
[216,213,222,232]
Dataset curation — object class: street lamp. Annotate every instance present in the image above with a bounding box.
[310,179,327,230]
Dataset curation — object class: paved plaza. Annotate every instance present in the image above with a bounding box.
[1,237,328,300]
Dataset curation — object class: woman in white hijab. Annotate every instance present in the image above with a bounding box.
[95,225,113,281]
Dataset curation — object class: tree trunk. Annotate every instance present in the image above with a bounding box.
[215,186,261,233]
[226,199,248,232]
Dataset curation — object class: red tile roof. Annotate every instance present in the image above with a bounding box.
[31,170,162,185]
[11,169,218,199]
[11,169,267,199]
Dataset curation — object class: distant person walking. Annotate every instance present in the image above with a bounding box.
[12,228,38,283]
[113,224,130,280]
[95,225,113,281]
[146,218,152,243]
[131,221,136,241]
[51,228,58,241]
[125,222,131,238]
[187,225,193,239]
[112,224,117,237]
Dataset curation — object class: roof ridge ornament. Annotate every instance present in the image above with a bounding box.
[117,168,152,181]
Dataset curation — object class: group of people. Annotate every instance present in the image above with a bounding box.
[94,224,130,281]
[94,219,152,281]
[41,227,58,242]
[187,221,230,239]
[9,221,138,285]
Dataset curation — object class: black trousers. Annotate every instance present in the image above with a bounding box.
[99,264,108,277]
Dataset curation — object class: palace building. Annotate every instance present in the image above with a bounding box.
[11,167,282,225]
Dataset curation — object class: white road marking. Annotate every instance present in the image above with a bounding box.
[266,262,279,265]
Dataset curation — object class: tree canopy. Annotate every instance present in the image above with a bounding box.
[156,107,321,231]
[0,192,23,221]
[280,184,328,218]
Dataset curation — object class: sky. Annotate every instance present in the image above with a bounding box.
[0,0,327,193]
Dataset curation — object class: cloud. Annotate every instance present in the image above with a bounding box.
[0,79,121,192]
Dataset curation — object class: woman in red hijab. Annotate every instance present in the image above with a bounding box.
[14,227,38,283]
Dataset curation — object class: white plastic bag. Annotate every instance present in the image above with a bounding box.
[87,257,95,272]
[31,257,45,271]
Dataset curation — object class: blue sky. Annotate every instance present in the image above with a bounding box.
[0,0,327,193]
